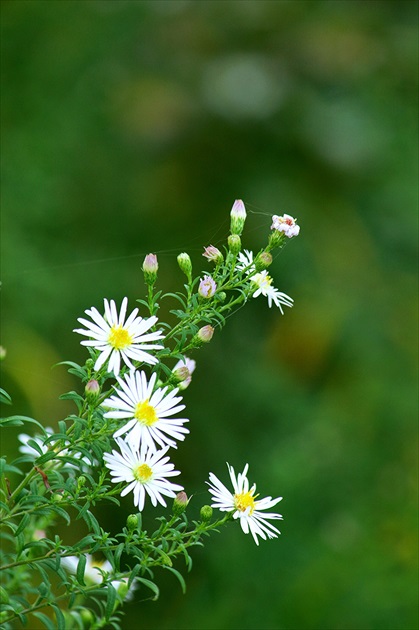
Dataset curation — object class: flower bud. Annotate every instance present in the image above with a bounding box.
[230,199,247,236]
[228,234,241,255]
[177,252,192,279]
[127,513,139,531]
[255,251,273,271]
[77,476,86,489]
[198,275,217,298]
[142,253,158,285]
[172,358,196,390]
[200,505,213,522]
[197,325,214,343]
[85,379,100,400]
[217,291,227,302]
[86,358,94,370]
[203,245,223,264]
[172,491,189,516]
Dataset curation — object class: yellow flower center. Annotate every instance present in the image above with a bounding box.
[134,400,158,426]
[108,326,133,350]
[133,463,153,483]
[234,490,256,514]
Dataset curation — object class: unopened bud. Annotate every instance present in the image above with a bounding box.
[255,251,273,271]
[230,199,247,236]
[172,491,189,516]
[217,291,227,302]
[143,253,158,285]
[85,358,94,370]
[228,234,241,256]
[177,252,192,280]
[203,245,223,264]
[85,379,100,400]
[197,325,214,343]
[77,476,86,489]
[127,514,139,531]
[200,505,213,522]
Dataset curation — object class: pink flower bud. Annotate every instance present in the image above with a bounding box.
[203,245,223,264]
[197,325,214,343]
[230,199,247,235]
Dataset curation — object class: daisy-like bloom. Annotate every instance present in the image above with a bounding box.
[62,555,136,600]
[103,438,183,511]
[251,271,293,314]
[271,214,300,238]
[172,357,196,390]
[236,249,256,274]
[198,275,217,298]
[103,370,189,452]
[207,463,283,546]
[74,297,164,377]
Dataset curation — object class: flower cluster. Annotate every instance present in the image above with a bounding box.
[69,200,298,540]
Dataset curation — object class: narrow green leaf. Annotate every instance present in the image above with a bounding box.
[163,565,187,594]
[33,612,56,630]
[0,388,12,405]
[76,554,87,585]
[137,577,160,600]
[15,513,30,537]
[105,583,117,621]
[52,604,66,630]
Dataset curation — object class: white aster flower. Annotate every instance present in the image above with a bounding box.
[103,370,189,452]
[74,297,164,377]
[271,214,300,238]
[62,555,136,600]
[251,271,293,313]
[236,249,256,274]
[207,463,283,546]
[103,438,183,511]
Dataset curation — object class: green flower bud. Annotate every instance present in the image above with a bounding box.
[200,505,213,522]
[228,234,241,256]
[143,253,158,285]
[255,251,273,271]
[77,476,86,491]
[217,291,227,302]
[177,252,192,279]
[127,514,139,531]
[172,491,189,516]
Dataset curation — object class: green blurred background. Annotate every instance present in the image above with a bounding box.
[1,1,418,628]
